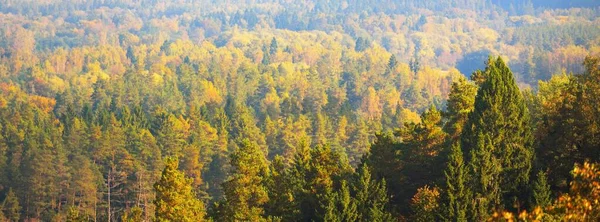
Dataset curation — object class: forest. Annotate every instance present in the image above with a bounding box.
[0,0,599,221]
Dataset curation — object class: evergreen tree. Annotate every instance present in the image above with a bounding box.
[292,142,353,221]
[354,164,393,222]
[221,139,270,221]
[154,157,206,222]
[395,106,447,213]
[323,181,358,222]
[462,57,534,213]
[363,133,402,209]
[468,133,501,220]
[443,142,470,222]
[265,156,296,221]
[532,171,551,208]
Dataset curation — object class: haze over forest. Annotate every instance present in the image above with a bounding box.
[0,0,599,221]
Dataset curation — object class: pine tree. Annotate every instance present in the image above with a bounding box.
[443,142,470,222]
[396,106,447,214]
[532,171,551,208]
[462,57,534,212]
[292,142,353,221]
[154,157,206,222]
[348,118,371,166]
[221,139,269,221]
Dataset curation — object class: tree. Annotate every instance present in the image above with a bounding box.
[154,157,206,222]
[468,132,501,221]
[354,164,393,222]
[443,142,471,222]
[2,188,20,222]
[410,185,441,222]
[537,57,600,191]
[532,171,551,208]
[395,106,447,213]
[323,181,358,222]
[264,156,296,221]
[444,78,477,141]
[363,133,402,209]
[462,57,534,212]
[121,206,143,222]
[220,139,269,221]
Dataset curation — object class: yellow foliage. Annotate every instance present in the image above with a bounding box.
[402,109,421,124]
[28,95,56,114]
[200,80,223,105]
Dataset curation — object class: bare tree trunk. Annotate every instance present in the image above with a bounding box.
[107,168,112,222]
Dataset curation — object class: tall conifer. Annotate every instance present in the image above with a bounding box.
[462,57,533,215]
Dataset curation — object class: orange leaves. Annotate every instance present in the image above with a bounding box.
[27,95,56,114]
[496,162,600,221]
[410,185,441,221]
[411,185,440,212]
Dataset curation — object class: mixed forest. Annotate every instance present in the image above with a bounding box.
[0,0,599,221]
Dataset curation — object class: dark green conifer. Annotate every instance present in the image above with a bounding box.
[462,56,533,216]
[443,142,470,222]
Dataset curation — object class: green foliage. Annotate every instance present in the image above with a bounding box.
[121,206,144,222]
[537,57,600,191]
[0,0,597,219]
[66,206,87,222]
[443,143,470,222]
[354,164,393,222]
[532,171,552,208]
[444,78,478,140]
[323,181,358,222]
[264,156,297,221]
[462,57,534,215]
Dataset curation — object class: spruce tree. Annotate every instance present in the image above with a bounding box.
[354,164,393,222]
[363,134,403,207]
[532,171,551,208]
[323,181,358,222]
[443,142,470,222]
[154,157,206,222]
[468,132,501,220]
[462,57,534,213]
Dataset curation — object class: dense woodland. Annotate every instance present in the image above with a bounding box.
[0,0,599,221]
